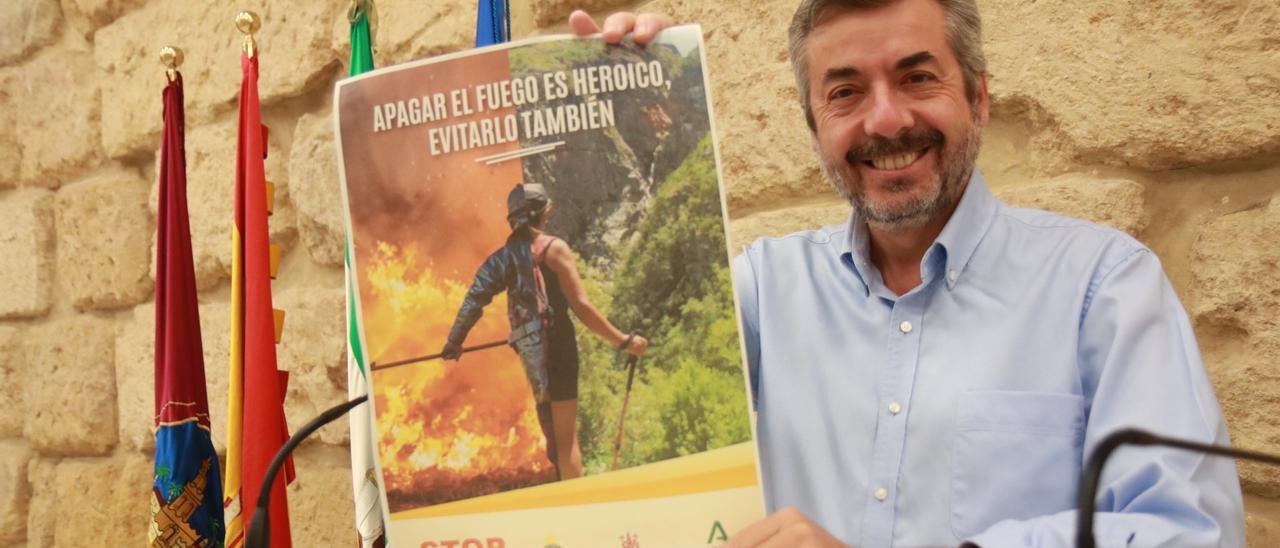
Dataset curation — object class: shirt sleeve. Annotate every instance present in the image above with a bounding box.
[965,248,1244,547]
[447,252,507,346]
[733,248,762,410]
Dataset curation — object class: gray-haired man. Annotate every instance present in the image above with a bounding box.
[573,1,1244,547]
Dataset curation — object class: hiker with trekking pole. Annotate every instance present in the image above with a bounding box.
[430,183,648,481]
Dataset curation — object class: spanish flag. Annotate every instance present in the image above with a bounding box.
[224,50,293,548]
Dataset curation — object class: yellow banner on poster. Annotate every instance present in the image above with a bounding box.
[397,442,758,519]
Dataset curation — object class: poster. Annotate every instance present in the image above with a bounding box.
[335,26,763,547]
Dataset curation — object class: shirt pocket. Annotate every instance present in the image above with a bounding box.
[950,390,1085,540]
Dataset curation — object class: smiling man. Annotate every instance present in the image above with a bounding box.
[571,1,1245,546]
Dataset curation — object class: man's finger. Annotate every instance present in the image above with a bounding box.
[601,12,638,44]
[724,513,786,547]
[633,13,676,45]
[568,10,600,36]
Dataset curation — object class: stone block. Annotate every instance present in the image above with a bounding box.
[288,111,345,266]
[24,458,55,547]
[287,443,356,546]
[0,327,23,437]
[94,1,344,159]
[0,130,19,188]
[530,0,637,27]
[644,0,827,210]
[1190,197,1280,497]
[0,189,54,319]
[7,36,101,185]
[150,116,295,290]
[329,0,471,66]
[728,199,851,251]
[114,303,154,453]
[0,441,33,545]
[24,316,117,456]
[993,175,1148,237]
[0,69,19,187]
[199,302,232,455]
[55,168,153,310]
[0,1,61,65]
[276,283,349,446]
[49,455,152,546]
[59,0,145,38]
[117,301,234,456]
[982,0,1280,169]
[1246,495,1280,548]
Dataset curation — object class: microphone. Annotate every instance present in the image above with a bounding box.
[1075,427,1280,548]
[245,395,369,548]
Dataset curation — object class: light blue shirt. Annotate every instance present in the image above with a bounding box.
[733,170,1244,547]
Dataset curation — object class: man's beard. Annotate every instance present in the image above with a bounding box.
[820,115,982,232]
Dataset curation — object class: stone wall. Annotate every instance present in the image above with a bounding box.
[0,0,1276,546]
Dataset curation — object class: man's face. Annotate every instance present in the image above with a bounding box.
[806,0,988,230]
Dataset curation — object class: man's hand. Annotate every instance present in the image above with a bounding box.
[568,10,675,45]
[440,341,463,361]
[725,507,848,548]
[623,334,649,358]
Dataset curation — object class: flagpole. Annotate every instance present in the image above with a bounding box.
[237,11,259,58]
[160,46,182,83]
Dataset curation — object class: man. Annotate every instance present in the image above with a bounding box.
[572,1,1244,547]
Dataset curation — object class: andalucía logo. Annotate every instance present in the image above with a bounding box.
[707,520,729,544]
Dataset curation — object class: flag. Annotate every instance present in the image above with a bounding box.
[150,70,226,548]
[224,49,294,548]
[476,0,511,47]
[346,3,386,547]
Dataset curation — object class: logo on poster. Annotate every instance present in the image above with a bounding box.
[707,520,729,544]
[620,532,640,548]
[419,538,505,548]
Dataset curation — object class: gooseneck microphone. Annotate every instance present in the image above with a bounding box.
[245,395,369,548]
[1075,428,1280,548]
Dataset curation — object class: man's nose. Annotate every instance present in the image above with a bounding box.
[862,85,914,138]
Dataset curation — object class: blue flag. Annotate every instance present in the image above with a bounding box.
[476,0,511,47]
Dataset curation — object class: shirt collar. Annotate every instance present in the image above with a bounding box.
[839,168,999,296]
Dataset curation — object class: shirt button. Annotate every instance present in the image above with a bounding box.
[874,487,888,501]
[888,402,902,415]
[899,320,913,333]
[948,270,959,282]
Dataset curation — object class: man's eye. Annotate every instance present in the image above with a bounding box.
[828,87,858,101]
[905,73,936,85]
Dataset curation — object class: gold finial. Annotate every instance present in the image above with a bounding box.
[347,0,378,54]
[160,46,183,82]
[236,10,261,58]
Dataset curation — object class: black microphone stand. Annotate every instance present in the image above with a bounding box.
[1076,427,1280,548]
[245,395,369,548]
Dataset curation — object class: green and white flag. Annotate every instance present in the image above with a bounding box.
[346,2,384,547]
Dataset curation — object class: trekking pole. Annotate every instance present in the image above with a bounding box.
[369,339,508,372]
[610,353,640,471]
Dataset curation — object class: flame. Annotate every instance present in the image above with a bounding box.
[363,242,555,511]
